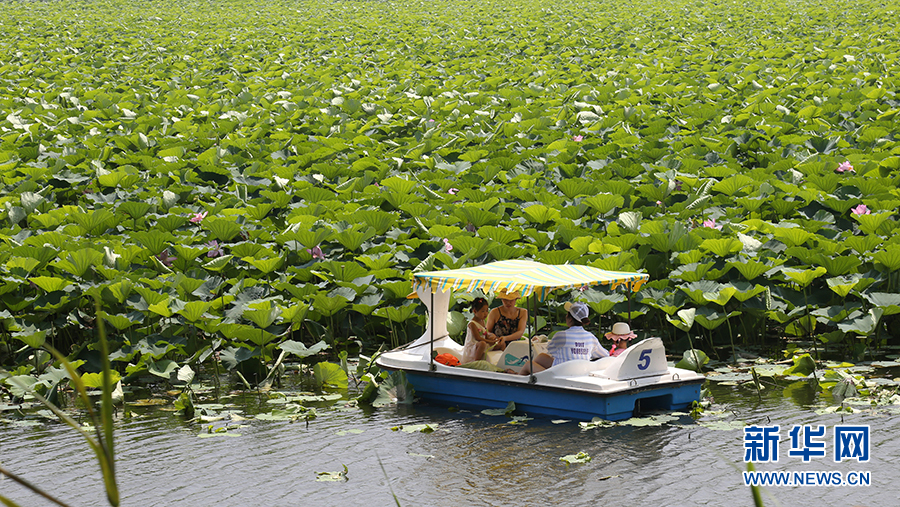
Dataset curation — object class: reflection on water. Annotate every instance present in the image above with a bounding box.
[1,381,897,507]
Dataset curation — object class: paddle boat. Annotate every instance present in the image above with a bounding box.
[375,260,705,421]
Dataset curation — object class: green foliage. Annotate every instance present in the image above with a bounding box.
[0,0,899,387]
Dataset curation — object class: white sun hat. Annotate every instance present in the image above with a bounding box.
[605,322,637,341]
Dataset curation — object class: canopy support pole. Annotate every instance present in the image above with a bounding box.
[429,290,435,371]
[627,283,633,328]
[528,292,537,384]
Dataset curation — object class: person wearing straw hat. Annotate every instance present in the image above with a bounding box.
[520,302,608,375]
[486,288,528,352]
[605,322,637,357]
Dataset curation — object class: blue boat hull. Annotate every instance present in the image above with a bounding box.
[401,370,703,421]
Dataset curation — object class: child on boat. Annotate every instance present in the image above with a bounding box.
[605,322,637,356]
[462,297,499,362]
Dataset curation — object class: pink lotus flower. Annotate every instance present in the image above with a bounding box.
[573,135,583,142]
[443,238,453,252]
[156,249,176,267]
[702,218,723,230]
[207,240,224,258]
[851,204,870,215]
[656,200,663,206]
[836,161,855,173]
[448,188,459,195]
[190,211,207,223]
[307,245,325,260]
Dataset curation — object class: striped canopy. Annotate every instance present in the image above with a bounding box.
[412,260,648,301]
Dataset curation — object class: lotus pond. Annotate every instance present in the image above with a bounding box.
[2,0,900,503]
[1,355,899,506]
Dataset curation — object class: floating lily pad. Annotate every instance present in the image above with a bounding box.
[706,372,754,382]
[560,452,591,464]
[392,424,438,433]
[697,419,747,431]
[316,465,348,482]
[128,398,169,406]
[620,414,679,427]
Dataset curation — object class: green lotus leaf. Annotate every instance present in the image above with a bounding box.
[617,211,642,233]
[148,298,175,318]
[147,359,179,378]
[311,293,349,317]
[243,256,284,275]
[703,286,738,306]
[334,227,375,252]
[700,238,743,257]
[70,208,118,236]
[133,230,176,256]
[852,211,893,235]
[99,311,144,330]
[771,227,813,248]
[313,362,348,389]
[179,301,212,322]
[203,218,243,242]
[862,293,900,316]
[837,308,884,335]
[54,248,104,279]
[243,300,281,328]
[373,303,417,323]
[671,262,714,282]
[81,372,122,389]
[583,193,625,216]
[156,215,188,232]
[814,254,862,277]
[781,267,827,288]
[729,282,767,302]
[6,257,41,276]
[12,324,48,349]
[666,308,696,332]
[219,346,260,370]
[680,280,722,305]
[522,204,561,225]
[871,245,900,272]
[29,276,72,293]
[712,175,755,196]
[454,203,501,228]
[675,349,709,372]
[693,307,740,330]
[118,201,152,220]
[218,322,279,346]
[478,225,520,244]
[279,340,329,359]
[782,353,816,377]
[203,255,233,272]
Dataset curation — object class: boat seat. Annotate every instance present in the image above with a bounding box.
[544,359,599,377]
[492,340,547,374]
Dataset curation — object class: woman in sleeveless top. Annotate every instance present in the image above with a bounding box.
[486,289,528,351]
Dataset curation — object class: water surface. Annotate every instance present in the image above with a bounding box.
[1,380,897,506]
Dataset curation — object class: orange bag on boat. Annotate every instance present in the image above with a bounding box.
[434,353,460,366]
